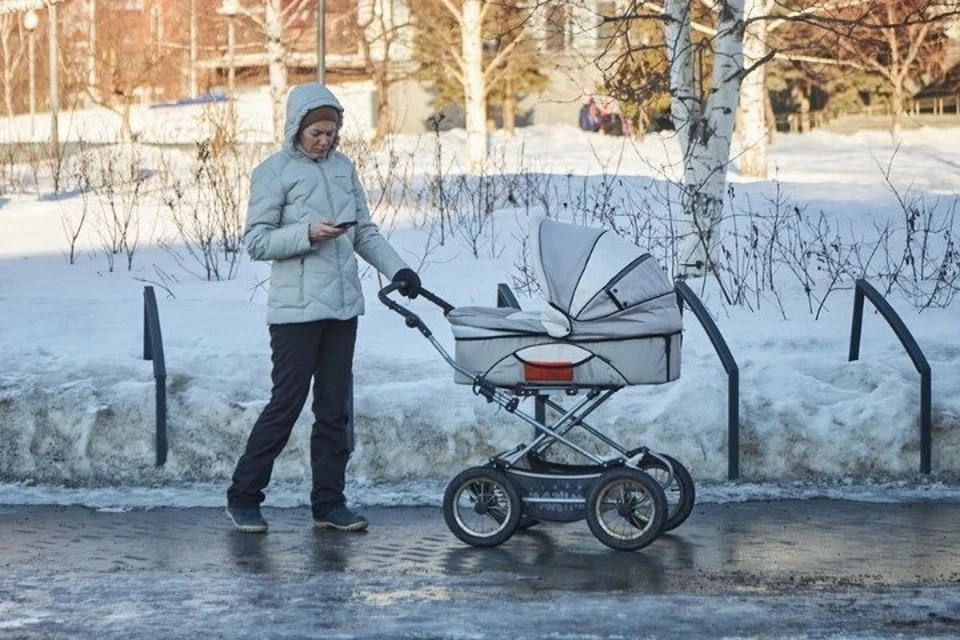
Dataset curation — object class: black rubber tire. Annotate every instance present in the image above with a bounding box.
[636,453,695,532]
[443,467,522,547]
[585,467,667,551]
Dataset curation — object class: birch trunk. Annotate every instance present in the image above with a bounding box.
[736,0,768,178]
[87,0,98,105]
[0,17,25,121]
[890,81,904,145]
[265,0,288,144]
[503,78,516,133]
[462,0,487,172]
[1,28,13,119]
[666,0,746,276]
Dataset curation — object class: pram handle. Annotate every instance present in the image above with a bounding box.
[377,283,453,337]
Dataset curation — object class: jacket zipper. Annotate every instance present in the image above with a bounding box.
[317,159,346,309]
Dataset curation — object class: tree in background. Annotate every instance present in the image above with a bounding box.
[786,0,960,144]
[733,0,960,176]
[411,0,542,171]
[765,24,871,135]
[600,0,747,274]
[69,1,184,140]
[348,0,417,145]
[0,11,27,119]
[664,0,746,275]
[735,0,775,178]
[598,7,678,137]
[483,0,548,133]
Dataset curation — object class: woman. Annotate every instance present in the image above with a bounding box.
[226,83,421,534]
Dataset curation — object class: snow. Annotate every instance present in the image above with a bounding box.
[0,89,958,510]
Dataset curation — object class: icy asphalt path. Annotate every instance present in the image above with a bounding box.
[1,501,959,639]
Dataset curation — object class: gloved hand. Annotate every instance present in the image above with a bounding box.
[392,268,421,299]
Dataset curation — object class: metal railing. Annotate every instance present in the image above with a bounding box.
[848,279,932,474]
[675,281,741,480]
[142,286,168,467]
[497,283,521,310]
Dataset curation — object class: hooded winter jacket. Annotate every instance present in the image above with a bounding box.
[244,83,409,325]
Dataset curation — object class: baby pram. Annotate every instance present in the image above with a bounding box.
[379,217,694,551]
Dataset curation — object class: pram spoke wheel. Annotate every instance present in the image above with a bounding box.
[635,453,695,532]
[585,468,667,551]
[443,467,522,547]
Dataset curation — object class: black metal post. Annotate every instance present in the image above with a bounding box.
[848,286,865,361]
[496,283,521,310]
[143,286,168,467]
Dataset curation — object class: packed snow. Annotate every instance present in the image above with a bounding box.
[0,89,958,510]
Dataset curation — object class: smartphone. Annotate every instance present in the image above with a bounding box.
[335,220,357,229]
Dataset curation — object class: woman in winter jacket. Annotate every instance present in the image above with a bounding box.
[226,83,421,534]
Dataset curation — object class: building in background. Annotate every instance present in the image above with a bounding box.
[0,0,620,135]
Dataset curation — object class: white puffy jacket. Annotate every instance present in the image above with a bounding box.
[244,83,409,325]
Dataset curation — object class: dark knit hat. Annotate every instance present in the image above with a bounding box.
[298,105,341,133]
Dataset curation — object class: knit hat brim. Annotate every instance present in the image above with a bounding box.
[298,106,341,133]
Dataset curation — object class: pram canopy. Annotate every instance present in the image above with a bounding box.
[531,216,682,339]
[446,217,683,387]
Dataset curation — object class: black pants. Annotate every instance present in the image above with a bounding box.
[227,318,357,515]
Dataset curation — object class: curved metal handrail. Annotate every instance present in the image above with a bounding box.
[674,280,741,480]
[848,279,932,474]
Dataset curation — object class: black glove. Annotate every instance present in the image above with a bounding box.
[392,268,421,299]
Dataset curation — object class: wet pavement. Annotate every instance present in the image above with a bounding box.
[1,500,960,639]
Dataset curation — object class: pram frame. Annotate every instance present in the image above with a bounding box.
[378,284,626,466]
[379,283,688,550]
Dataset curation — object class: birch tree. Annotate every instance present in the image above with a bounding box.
[413,0,536,172]
[0,13,27,119]
[736,0,960,175]
[352,0,415,144]
[455,0,486,171]
[665,0,746,275]
[736,0,870,178]
[234,0,317,142]
[413,0,486,168]
[263,0,287,143]
[795,0,959,145]
[736,0,771,178]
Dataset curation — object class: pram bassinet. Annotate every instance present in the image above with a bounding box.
[377,218,694,551]
[447,217,682,387]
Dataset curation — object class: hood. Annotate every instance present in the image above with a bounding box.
[282,83,344,156]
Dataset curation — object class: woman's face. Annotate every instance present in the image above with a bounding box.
[298,121,338,159]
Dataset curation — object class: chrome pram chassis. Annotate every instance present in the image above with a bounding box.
[379,283,695,552]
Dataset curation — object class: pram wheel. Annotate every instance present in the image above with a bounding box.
[585,467,667,551]
[443,467,522,547]
[636,453,695,532]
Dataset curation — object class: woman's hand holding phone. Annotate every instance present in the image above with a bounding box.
[309,220,353,242]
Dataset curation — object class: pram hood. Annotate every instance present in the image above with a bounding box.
[531,217,682,339]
